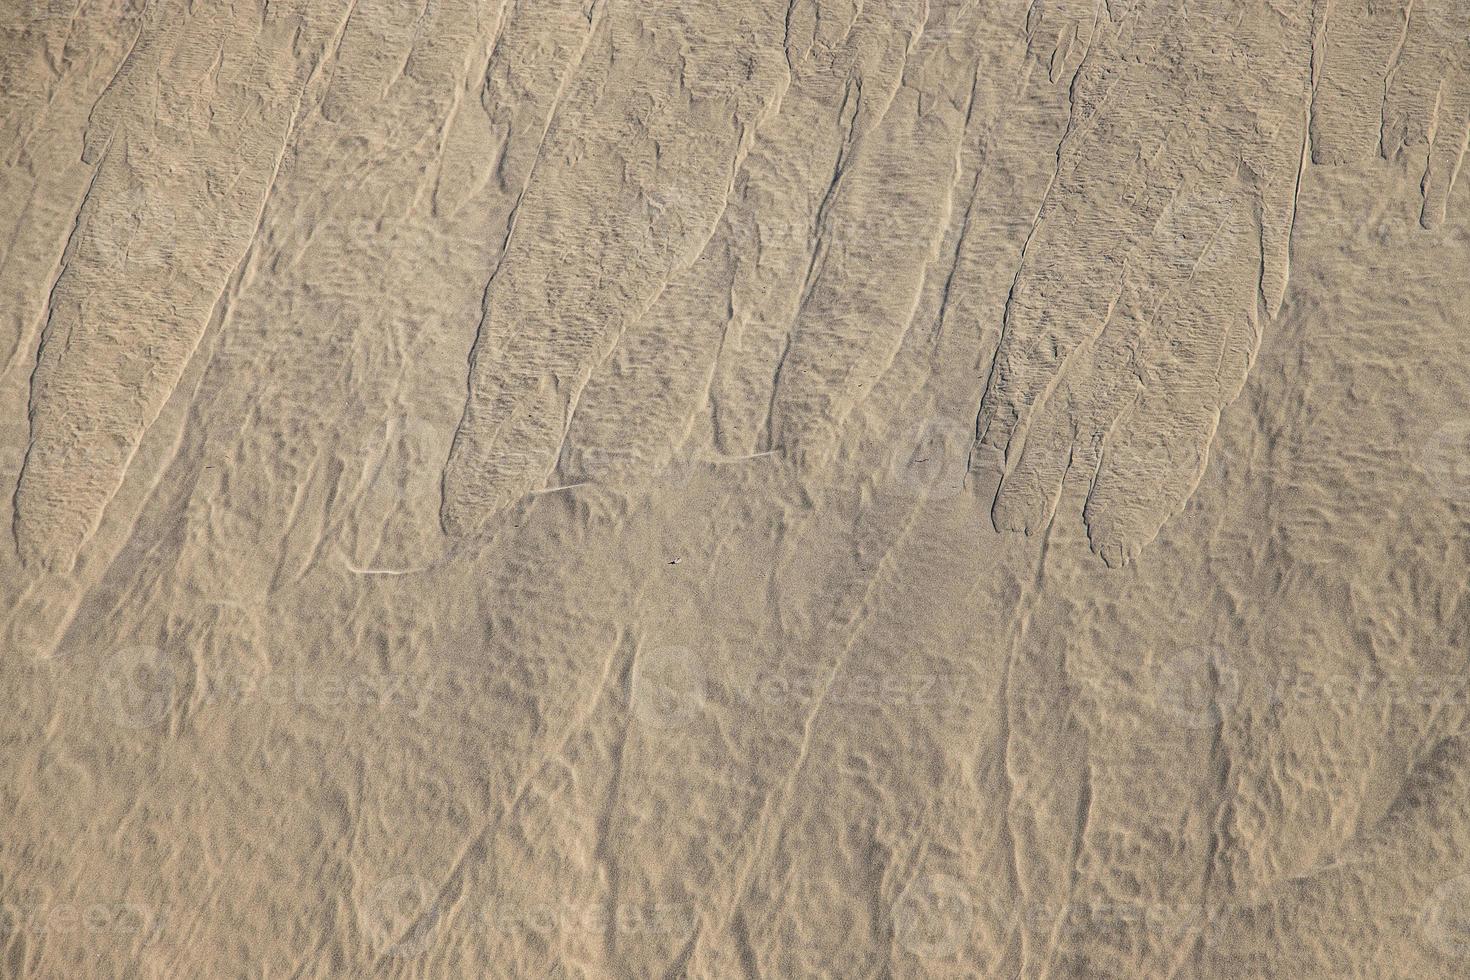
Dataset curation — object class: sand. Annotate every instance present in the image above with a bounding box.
[2,0,1469,976]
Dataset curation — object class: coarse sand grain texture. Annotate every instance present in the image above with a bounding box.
[3,0,1470,976]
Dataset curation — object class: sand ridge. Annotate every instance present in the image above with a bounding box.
[2,0,1470,976]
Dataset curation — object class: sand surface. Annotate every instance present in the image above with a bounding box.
[3,0,1470,976]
